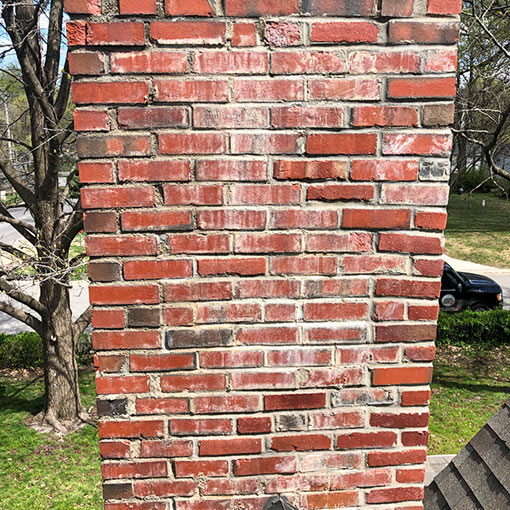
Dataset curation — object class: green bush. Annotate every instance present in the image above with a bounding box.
[437,309,510,347]
[0,331,93,369]
[0,332,43,369]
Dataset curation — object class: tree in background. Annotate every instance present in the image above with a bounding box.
[0,0,90,432]
[452,0,510,191]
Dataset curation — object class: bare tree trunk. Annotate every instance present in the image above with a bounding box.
[38,280,86,431]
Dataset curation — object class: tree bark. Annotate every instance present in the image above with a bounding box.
[38,279,86,431]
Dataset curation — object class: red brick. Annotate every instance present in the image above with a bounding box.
[194,51,268,74]
[194,395,261,414]
[231,133,301,155]
[68,51,105,75]
[426,49,458,73]
[271,256,338,275]
[155,79,229,102]
[351,160,419,181]
[304,302,368,321]
[86,236,158,256]
[64,0,101,14]
[72,82,149,104]
[309,411,364,430]
[105,503,166,510]
[272,106,344,128]
[150,22,226,45]
[342,209,411,229]
[388,77,456,99]
[271,51,346,74]
[233,456,297,476]
[311,22,379,43]
[165,0,215,16]
[402,431,430,446]
[372,367,433,386]
[171,418,233,436]
[169,234,230,254]
[164,281,232,302]
[428,0,462,14]
[92,309,125,329]
[303,0,373,15]
[111,51,188,74]
[96,375,149,394]
[237,416,272,434]
[136,398,189,415]
[306,232,373,252]
[337,431,398,450]
[265,393,326,411]
[161,374,226,392]
[233,79,304,102]
[74,109,109,131]
[102,460,167,480]
[77,134,151,158]
[95,354,126,373]
[230,184,301,205]
[89,285,159,305]
[374,301,405,321]
[271,434,331,452]
[265,303,297,322]
[196,303,262,324]
[376,323,437,341]
[198,258,267,276]
[408,304,439,321]
[235,280,300,299]
[194,107,269,130]
[159,132,226,155]
[99,440,130,458]
[231,371,295,389]
[237,326,299,345]
[86,22,145,46]
[368,448,427,467]
[234,233,301,254]
[381,0,414,16]
[331,469,391,490]
[124,259,192,280]
[82,186,154,209]
[98,420,164,439]
[271,209,339,229]
[396,467,426,483]
[415,211,448,230]
[197,209,266,230]
[383,133,452,156]
[163,184,223,205]
[79,162,114,183]
[376,278,441,298]
[118,107,188,129]
[174,460,228,477]
[367,487,424,504]
[163,306,194,326]
[307,134,377,155]
[353,106,418,127]
[122,210,193,232]
[401,390,431,406]
[303,491,359,509]
[379,233,443,255]
[389,20,459,44]
[119,0,156,14]
[118,160,191,182]
[134,479,196,498]
[93,330,161,350]
[405,345,436,361]
[310,78,380,100]
[130,353,196,372]
[199,438,262,456]
[349,50,420,73]
[232,23,257,47]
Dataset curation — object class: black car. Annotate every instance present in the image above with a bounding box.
[440,262,503,312]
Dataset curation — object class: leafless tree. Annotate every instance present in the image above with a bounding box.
[452,0,510,190]
[0,0,91,433]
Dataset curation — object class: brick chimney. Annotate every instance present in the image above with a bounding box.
[66,0,460,508]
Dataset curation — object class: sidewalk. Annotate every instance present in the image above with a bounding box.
[425,454,455,486]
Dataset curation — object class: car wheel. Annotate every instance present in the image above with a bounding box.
[471,303,491,312]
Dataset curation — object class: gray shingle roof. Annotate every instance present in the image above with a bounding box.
[424,398,510,510]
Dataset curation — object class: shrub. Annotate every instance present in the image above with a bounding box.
[0,332,93,369]
[0,332,43,369]
[437,309,510,347]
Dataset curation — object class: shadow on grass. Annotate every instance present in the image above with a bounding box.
[433,375,510,394]
[0,380,44,415]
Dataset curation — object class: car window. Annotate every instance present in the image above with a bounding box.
[442,271,458,290]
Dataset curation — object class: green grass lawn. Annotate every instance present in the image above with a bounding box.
[429,344,510,455]
[0,370,102,510]
[445,193,510,268]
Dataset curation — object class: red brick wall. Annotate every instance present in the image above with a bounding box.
[66,0,460,508]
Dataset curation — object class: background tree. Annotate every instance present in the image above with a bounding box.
[452,0,510,191]
[0,0,91,433]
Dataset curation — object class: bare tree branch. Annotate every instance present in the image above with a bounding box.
[0,277,46,316]
[72,306,91,340]
[0,300,43,335]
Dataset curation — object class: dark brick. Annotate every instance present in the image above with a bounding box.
[303,0,375,16]
[165,329,233,349]
[276,414,307,431]
[423,104,455,127]
[88,262,122,282]
[128,307,161,327]
[102,482,133,500]
[84,211,117,233]
[419,160,450,182]
[97,398,128,417]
